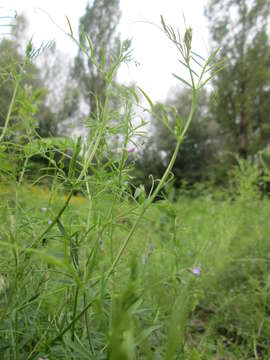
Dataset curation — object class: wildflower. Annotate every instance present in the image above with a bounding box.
[127,147,136,153]
[191,266,200,276]
[41,207,47,213]
[47,220,52,225]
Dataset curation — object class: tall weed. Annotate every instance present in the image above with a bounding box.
[2,13,265,360]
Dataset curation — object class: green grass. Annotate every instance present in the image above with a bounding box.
[1,183,270,359]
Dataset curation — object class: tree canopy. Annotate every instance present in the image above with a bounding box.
[205,0,270,158]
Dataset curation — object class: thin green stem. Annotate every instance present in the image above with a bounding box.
[84,291,95,354]
[105,87,197,281]
[31,190,74,248]
[76,85,112,184]
[118,100,132,187]
[71,286,80,342]
[181,89,197,139]
[0,80,20,143]
[50,297,96,345]
[18,156,29,186]
[186,55,196,90]
[105,137,182,281]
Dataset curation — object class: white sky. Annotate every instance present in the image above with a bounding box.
[1,0,209,101]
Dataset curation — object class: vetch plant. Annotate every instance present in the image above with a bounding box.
[105,16,224,282]
[0,13,224,359]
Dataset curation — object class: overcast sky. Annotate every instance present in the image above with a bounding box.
[1,0,209,101]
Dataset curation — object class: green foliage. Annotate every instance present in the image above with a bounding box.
[205,0,270,158]
[4,9,264,360]
[1,162,270,358]
[0,15,57,138]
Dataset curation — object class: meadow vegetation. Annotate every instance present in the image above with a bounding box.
[1,164,270,359]
[0,7,270,360]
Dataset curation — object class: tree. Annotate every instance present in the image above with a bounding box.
[38,42,80,134]
[0,14,57,137]
[205,0,270,158]
[73,0,121,118]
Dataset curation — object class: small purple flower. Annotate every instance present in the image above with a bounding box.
[191,267,200,276]
[47,220,52,225]
[41,207,47,213]
[127,147,136,153]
